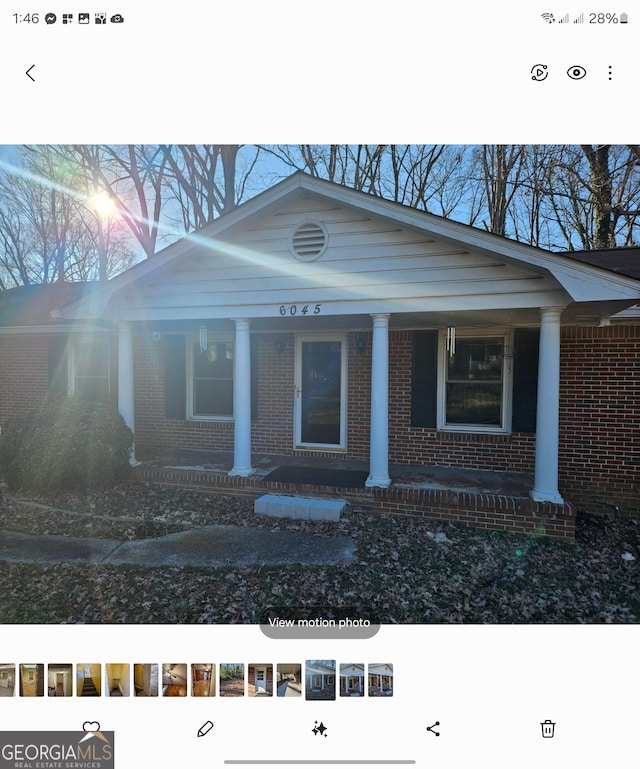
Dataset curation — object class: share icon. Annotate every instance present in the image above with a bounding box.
[426,721,440,737]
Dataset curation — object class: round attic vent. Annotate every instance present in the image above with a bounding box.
[290,221,327,261]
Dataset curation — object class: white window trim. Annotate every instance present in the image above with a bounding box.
[437,328,513,434]
[186,334,235,422]
[67,337,111,399]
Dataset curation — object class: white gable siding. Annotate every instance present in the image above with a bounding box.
[116,197,567,321]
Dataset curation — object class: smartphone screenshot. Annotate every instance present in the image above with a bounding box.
[0,3,638,768]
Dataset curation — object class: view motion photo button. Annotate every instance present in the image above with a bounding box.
[260,607,380,638]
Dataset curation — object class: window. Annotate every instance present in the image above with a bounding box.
[70,340,110,402]
[438,331,512,433]
[188,340,234,419]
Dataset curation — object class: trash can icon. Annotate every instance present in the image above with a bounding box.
[541,720,555,738]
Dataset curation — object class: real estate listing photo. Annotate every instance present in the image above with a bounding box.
[0,144,638,625]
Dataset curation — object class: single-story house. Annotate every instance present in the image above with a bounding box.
[305,660,336,700]
[368,663,393,696]
[339,663,365,696]
[1,173,639,538]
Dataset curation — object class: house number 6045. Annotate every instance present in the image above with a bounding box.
[279,304,322,316]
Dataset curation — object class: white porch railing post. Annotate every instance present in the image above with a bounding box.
[531,307,565,504]
[117,321,139,465]
[229,317,254,477]
[366,313,391,488]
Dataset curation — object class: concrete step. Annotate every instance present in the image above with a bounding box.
[255,494,345,522]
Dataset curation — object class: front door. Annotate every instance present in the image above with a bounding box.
[295,336,346,450]
[254,667,267,694]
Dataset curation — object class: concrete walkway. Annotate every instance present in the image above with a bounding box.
[0,525,357,568]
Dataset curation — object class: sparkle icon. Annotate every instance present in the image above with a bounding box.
[312,721,328,737]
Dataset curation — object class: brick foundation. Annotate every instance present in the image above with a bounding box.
[132,464,576,540]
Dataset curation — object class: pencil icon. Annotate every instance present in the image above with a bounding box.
[197,720,214,738]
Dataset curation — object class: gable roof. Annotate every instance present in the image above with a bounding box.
[59,172,640,321]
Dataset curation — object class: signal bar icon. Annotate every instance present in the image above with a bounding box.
[573,12,584,23]
[558,12,570,23]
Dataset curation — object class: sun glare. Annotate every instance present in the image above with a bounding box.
[90,190,117,217]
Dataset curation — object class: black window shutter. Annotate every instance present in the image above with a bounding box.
[47,334,68,396]
[164,335,186,419]
[512,328,539,432]
[411,330,438,428]
[250,334,259,421]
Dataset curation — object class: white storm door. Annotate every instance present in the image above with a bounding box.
[295,335,347,450]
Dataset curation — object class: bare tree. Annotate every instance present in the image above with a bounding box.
[160,145,260,233]
[537,145,640,250]
[71,145,171,259]
[0,146,136,288]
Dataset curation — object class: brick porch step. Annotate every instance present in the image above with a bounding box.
[255,494,345,522]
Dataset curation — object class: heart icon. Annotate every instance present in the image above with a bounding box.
[82,721,101,733]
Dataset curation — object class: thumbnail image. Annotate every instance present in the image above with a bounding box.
[105,663,130,696]
[248,664,272,696]
[0,664,15,697]
[134,664,158,697]
[162,664,188,696]
[219,664,244,697]
[76,664,101,697]
[276,664,301,697]
[48,664,73,696]
[368,663,393,696]
[19,664,44,697]
[305,660,336,700]
[339,663,365,697]
[191,664,215,697]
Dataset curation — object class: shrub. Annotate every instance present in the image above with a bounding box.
[0,397,134,493]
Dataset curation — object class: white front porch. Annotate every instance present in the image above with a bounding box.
[117,306,566,506]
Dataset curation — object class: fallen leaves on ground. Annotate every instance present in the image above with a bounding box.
[0,483,638,623]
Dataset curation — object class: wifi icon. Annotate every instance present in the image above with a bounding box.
[541,12,555,22]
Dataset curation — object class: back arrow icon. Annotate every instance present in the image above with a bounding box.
[26,65,35,81]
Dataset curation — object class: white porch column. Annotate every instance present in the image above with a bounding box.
[117,321,139,465]
[366,313,391,488]
[531,307,564,504]
[229,318,254,477]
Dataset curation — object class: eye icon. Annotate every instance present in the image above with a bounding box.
[567,65,587,80]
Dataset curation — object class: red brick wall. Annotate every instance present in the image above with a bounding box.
[0,334,50,424]
[252,332,295,455]
[133,334,235,457]
[134,331,376,460]
[559,324,640,514]
[385,330,536,472]
[2,323,635,517]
